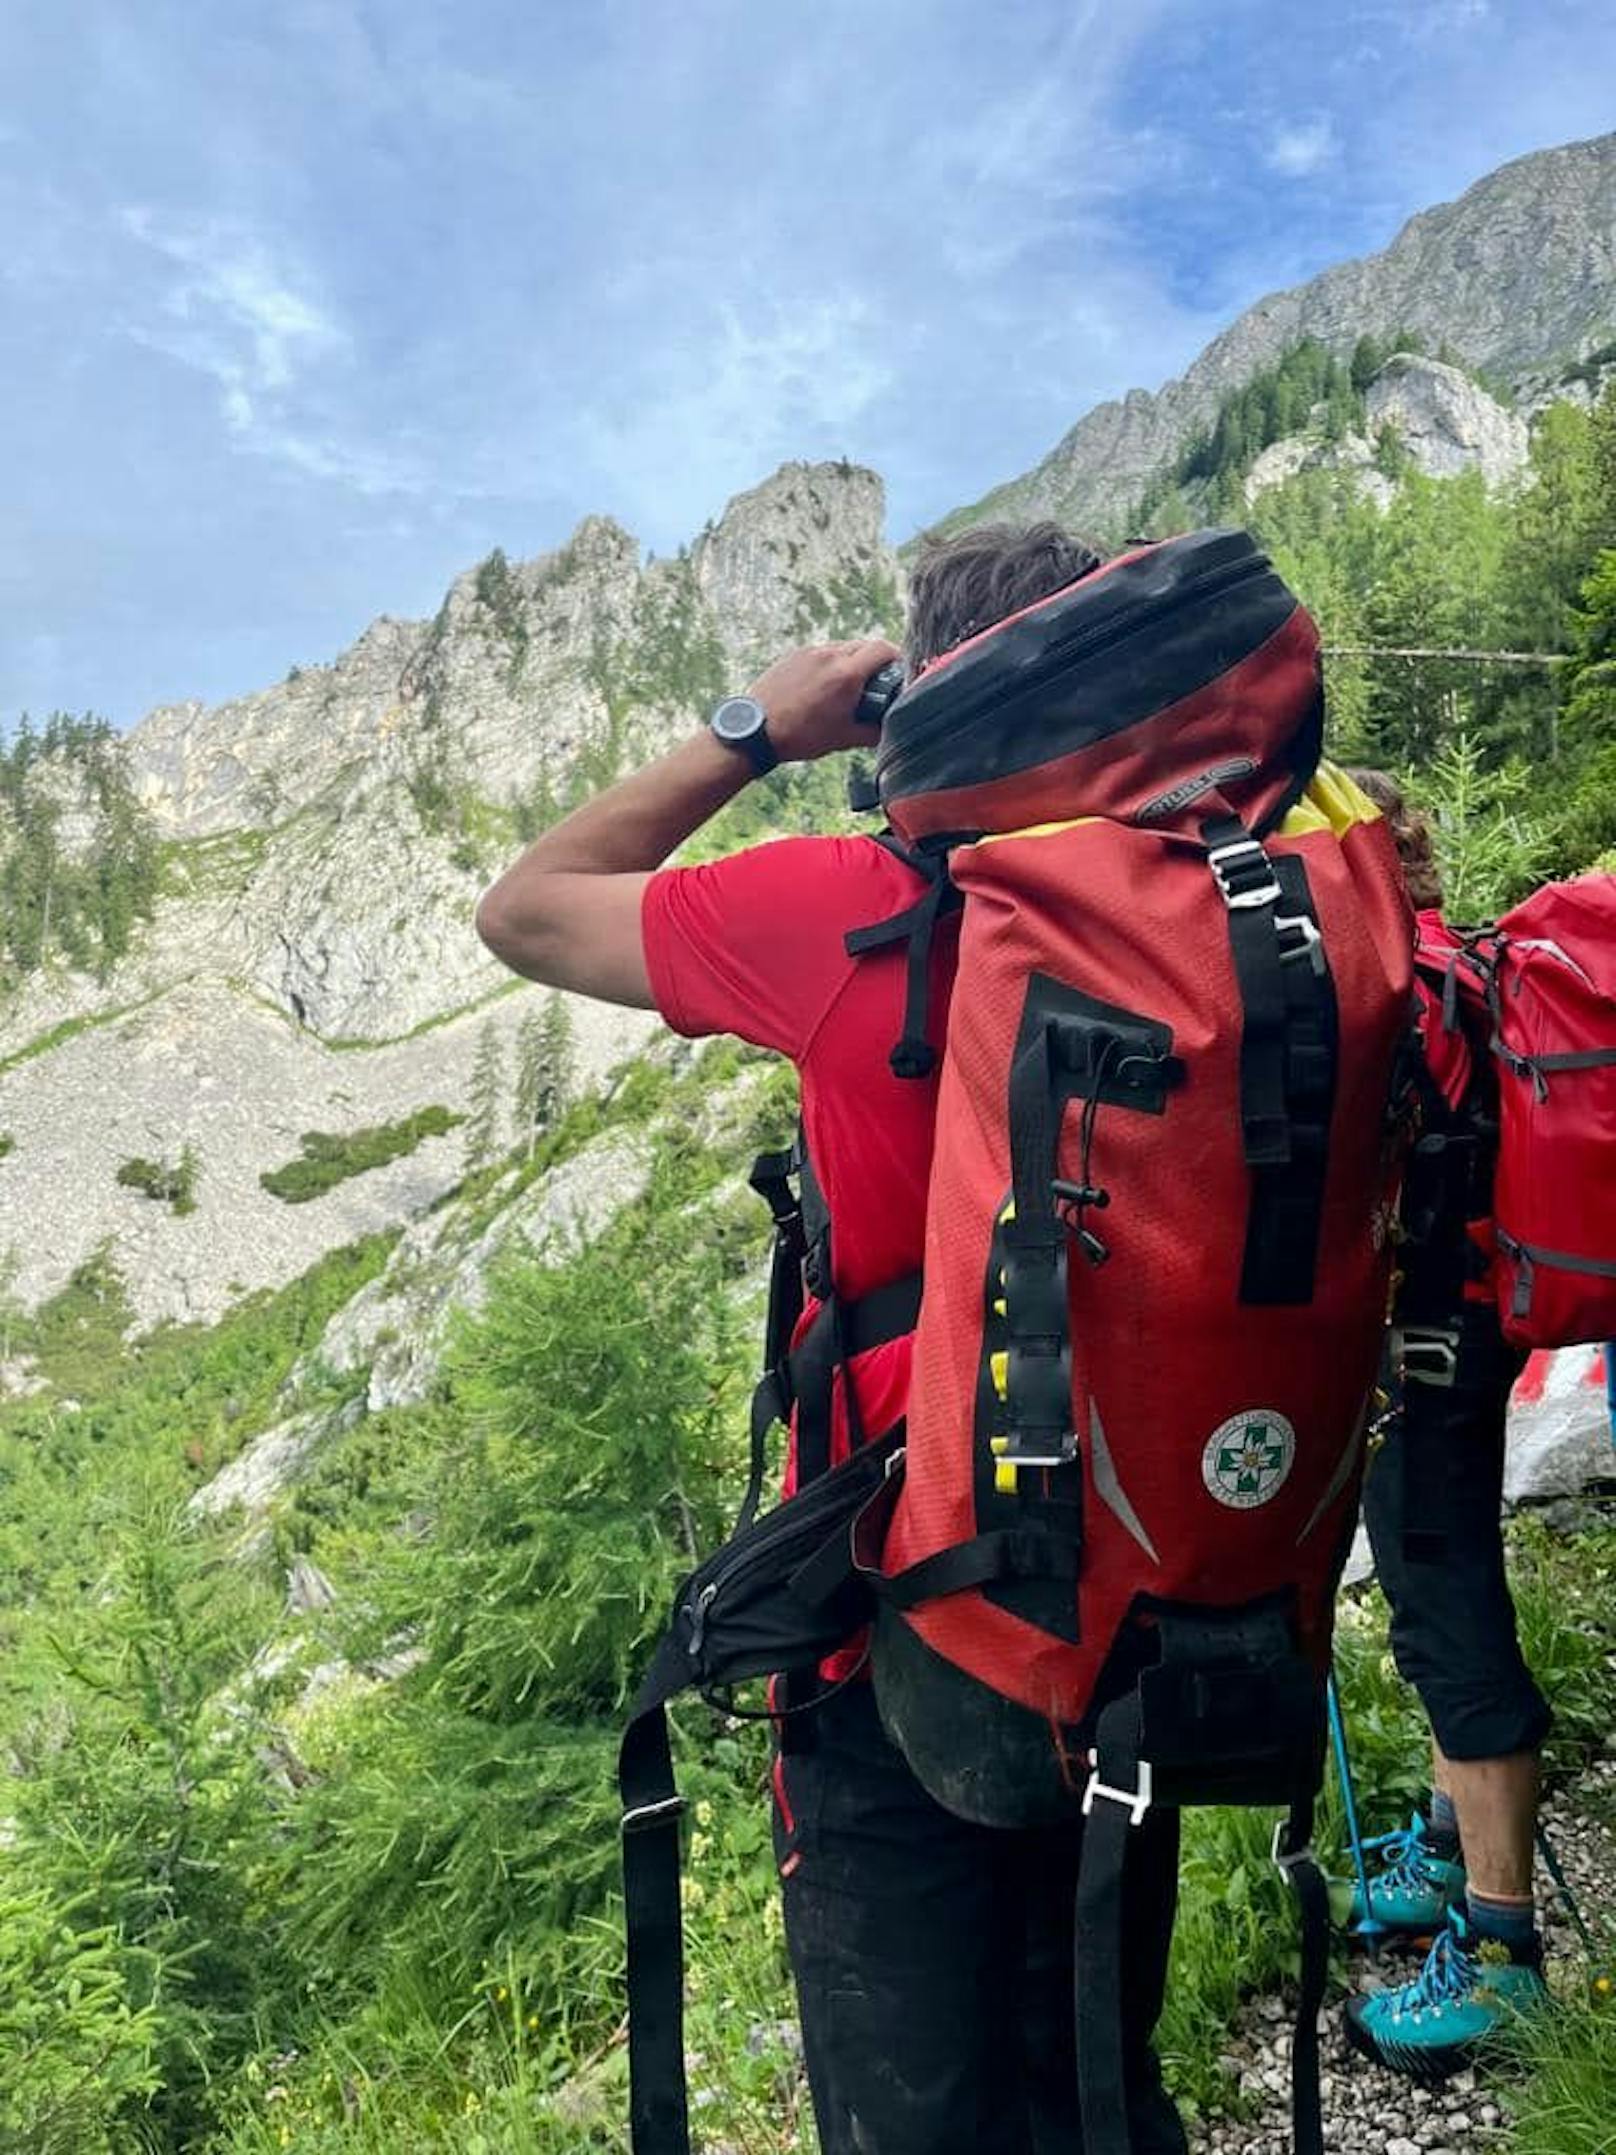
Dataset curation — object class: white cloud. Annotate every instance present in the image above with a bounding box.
[1265,118,1338,177]
[116,206,372,467]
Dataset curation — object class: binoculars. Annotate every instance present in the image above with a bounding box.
[853,659,906,730]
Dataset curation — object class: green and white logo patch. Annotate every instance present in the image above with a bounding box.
[1201,1410,1296,1510]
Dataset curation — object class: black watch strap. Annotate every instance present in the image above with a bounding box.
[736,726,779,777]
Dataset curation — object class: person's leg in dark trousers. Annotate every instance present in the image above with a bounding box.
[774,1683,1185,2155]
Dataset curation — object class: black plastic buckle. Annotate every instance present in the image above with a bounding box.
[1392,1324,1460,1389]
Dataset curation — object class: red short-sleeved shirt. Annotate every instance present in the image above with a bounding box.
[642,834,958,1491]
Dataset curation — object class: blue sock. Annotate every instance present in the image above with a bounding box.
[1466,1889,1538,1957]
[1426,1788,1460,1856]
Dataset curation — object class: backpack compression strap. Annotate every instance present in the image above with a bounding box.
[1202,815,1338,1307]
[844,835,962,1080]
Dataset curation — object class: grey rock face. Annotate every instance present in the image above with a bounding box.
[1504,1345,1614,1503]
[1245,357,1529,505]
[190,1399,364,1521]
[1365,356,1530,484]
[691,461,896,670]
[948,131,1616,536]
[3,460,884,1329]
[0,970,654,1327]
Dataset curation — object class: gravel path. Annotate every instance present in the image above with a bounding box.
[1189,1758,1616,2155]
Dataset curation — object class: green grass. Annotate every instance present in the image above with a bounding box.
[260,1106,462,1202]
[1497,1985,1616,2154]
[0,991,165,1077]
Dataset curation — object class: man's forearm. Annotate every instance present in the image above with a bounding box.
[473,635,897,1007]
[473,730,752,1001]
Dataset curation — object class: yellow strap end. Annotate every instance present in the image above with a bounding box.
[995,1461,1020,1496]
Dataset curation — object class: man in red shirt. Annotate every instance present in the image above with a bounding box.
[475,526,1186,2155]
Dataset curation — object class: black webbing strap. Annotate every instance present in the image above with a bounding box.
[1002,1010,1076,1466]
[844,839,960,1079]
[620,1637,698,2155]
[1203,816,1338,1307]
[787,1272,922,1487]
[742,1145,809,1533]
[877,1524,1081,1611]
[1074,1692,1147,2155]
[1075,1694,1327,2155]
[1276,1794,1329,2155]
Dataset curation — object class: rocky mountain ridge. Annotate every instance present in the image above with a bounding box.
[0,461,894,1328]
[941,129,1616,538]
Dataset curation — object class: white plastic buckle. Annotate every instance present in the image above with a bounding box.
[1276,910,1326,975]
[1271,1819,1317,1876]
[1208,837,1280,910]
[1081,1757,1154,1825]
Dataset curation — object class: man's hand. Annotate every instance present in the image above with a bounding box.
[747,637,902,763]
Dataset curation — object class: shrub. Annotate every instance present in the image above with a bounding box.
[115,1143,199,1214]
[0,1875,161,2152]
[261,1107,461,1203]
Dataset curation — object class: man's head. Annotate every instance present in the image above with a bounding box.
[903,521,1107,676]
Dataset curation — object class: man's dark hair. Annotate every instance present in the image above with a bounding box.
[904,521,1107,674]
[1347,767,1444,910]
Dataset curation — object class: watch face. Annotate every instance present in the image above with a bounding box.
[711,695,765,744]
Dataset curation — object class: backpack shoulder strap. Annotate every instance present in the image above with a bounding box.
[844,834,961,1080]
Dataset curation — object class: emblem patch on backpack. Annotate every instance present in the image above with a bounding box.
[1201,1411,1296,1509]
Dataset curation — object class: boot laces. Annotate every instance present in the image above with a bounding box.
[1402,1925,1477,2016]
[1374,1828,1448,1900]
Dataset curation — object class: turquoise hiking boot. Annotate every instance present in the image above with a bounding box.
[1344,1906,1547,2084]
[1348,1813,1465,1934]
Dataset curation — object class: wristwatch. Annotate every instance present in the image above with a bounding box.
[709,694,779,776]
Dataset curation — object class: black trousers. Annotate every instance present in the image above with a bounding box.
[1361,1307,1550,1763]
[772,1682,1187,2155]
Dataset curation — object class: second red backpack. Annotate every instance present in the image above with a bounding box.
[1421,875,1616,1348]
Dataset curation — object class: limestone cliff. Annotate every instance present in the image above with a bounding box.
[0,462,895,1326]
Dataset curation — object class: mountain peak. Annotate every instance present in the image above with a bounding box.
[935,130,1616,540]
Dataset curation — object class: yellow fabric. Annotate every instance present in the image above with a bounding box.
[975,815,1101,848]
[1279,761,1382,839]
[968,763,1380,848]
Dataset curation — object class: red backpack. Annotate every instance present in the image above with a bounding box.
[1417,876,1616,1348]
[851,531,1414,2155]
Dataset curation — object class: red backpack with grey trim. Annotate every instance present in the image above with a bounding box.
[619,531,1414,2155]
[1416,879,1616,1348]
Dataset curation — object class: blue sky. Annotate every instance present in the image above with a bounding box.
[2,0,1613,728]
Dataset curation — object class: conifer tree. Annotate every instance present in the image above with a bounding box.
[514,995,576,1158]
[465,1021,507,1170]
